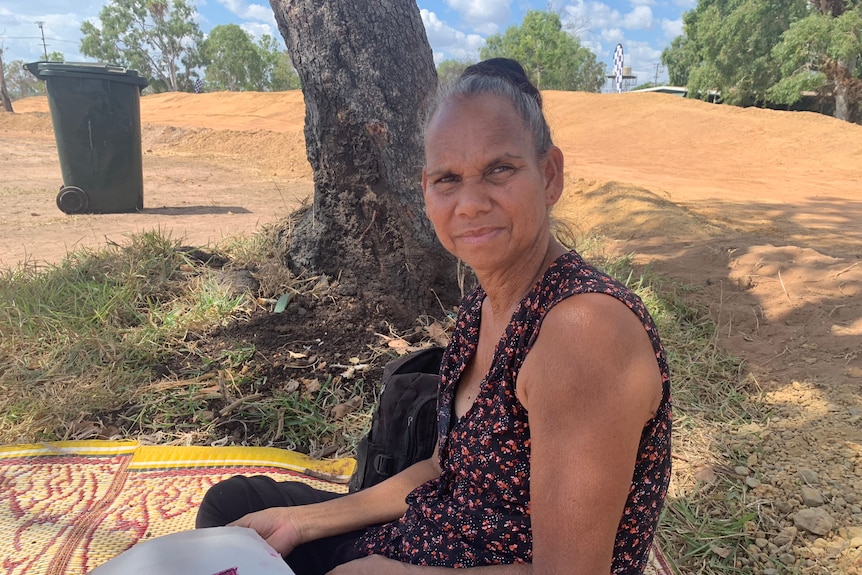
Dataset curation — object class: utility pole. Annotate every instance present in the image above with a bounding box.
[653,63,663,85]
[36,21,48,61]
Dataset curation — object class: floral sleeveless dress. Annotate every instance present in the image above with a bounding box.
[358,251,672,573]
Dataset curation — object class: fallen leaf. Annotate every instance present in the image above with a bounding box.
[302,378,321,393]
[710,544,731,559]
[331,396,363,419]
[388,338,410,350]
[427,322,450,346]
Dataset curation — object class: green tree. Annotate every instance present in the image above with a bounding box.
[80,0,204,93]
[661,35,697,87]
[480,10,605,92]
[671,0,808,105]
[1,52,65,102]
[256,34,301,91]
[436,59,472,85]
[768,4,862,122]
[201,24,266,91]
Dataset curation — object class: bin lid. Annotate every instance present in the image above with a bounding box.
[29,62,149,88]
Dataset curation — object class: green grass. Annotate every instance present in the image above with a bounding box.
[0,228,763,575]
[0,230,251,442]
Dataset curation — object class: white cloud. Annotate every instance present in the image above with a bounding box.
[421,9,485,63]
[216,0,274,23]
[562,0,673,88]
[240,22,277,40]
[622,6,653,29]
[444,0,511,34]
[623,40,664,82]
[600,27,625,45]
[0,3,91,63]
[661,18,683,39]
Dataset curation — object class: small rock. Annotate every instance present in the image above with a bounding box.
[823,539,849,559]
[735,465,751,476]
[746,477,761,489]
[748,453,758,466]
[779,552,796,565]
[801,486,825,507]
[799,468,820,484]
[794,508,835,536]
[762,569,778,575]
[851,537,862,549]
[755,537,768,548]
[773,526,797,546]
[694,464,717,483]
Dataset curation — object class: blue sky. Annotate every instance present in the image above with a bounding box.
[1,0,696,88]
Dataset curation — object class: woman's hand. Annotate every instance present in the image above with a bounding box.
[327,555,414,575]
[229,507,304,556]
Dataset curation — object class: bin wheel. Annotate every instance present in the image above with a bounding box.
[57,186,89,214]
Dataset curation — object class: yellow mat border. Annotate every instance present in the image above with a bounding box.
[0,440,357,482]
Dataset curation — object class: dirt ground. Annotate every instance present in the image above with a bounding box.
[2,91,862,572]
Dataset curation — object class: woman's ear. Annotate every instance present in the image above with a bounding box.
[542,146,565,206]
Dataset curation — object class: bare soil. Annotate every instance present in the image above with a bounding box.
[2,91,862,573]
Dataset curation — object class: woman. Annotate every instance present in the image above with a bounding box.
[197,58,672,575]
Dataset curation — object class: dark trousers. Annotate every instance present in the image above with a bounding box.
[196,476,368,575]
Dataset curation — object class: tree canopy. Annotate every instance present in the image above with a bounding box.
[200,25,300,92]
[80,0,204,92]
[201,24,266,91]
[480,10,605,92]
[436,59,472,86]
[662,0,862,122]
[2,52,64,101]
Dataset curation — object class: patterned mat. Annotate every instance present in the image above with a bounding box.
[0,441,674,575]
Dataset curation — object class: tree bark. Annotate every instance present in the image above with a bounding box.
[0,49,15,113]
[834,55,858,123]
[268,0,459,327]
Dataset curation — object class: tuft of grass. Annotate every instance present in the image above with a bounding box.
[0,230,251,443]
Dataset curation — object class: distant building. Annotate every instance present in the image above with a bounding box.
[630,86,688,97]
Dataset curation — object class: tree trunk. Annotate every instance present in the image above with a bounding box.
[834,55,857,123]
[0,49,15,113]
[269,0,459,327]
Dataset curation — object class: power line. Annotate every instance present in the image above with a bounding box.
[0,36,78,44]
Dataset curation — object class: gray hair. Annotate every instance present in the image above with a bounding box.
[424,69,554,158]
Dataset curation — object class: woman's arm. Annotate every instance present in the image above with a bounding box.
[232,447,442,555]
[519,292,664,575]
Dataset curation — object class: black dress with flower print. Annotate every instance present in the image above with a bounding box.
[358,251,672,574]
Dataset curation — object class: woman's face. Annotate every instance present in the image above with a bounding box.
[422,93,563,275]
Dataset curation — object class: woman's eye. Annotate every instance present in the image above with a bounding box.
[435,174,458,185]
[488,165,514,177]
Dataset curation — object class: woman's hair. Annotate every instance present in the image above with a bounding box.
[425,58,554,157]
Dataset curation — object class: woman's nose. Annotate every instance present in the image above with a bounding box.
[454,180,492,217]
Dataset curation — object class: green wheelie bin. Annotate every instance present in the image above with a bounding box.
[25,62,149,214]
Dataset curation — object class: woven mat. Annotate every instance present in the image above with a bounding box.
[0,441,673,575]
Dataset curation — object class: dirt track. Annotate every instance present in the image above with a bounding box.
[2,91,862,571]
